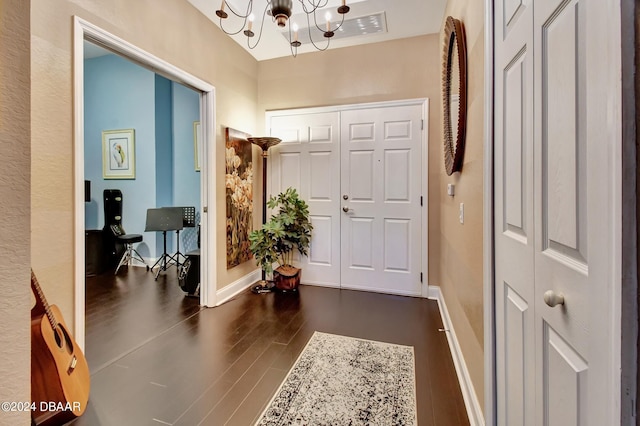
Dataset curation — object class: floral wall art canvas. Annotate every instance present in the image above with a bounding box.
[225,127,253,269]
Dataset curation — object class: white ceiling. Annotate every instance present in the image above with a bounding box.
[187,0,447,61]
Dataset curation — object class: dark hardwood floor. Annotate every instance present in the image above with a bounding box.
[73,266,469,426]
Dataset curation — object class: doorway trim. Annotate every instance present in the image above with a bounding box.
[73,17,217,350]
[265,98,430,298]
[483,1,495,425]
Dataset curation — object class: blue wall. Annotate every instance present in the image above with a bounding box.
[155,76,174,209]
[154,75,174,254]
[171,82,201,253]
[84,55,200,260]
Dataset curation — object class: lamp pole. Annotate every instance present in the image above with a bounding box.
[261,150,268,281]
[248,137,281,287]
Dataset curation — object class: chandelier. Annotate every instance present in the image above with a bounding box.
[216,0,351,57]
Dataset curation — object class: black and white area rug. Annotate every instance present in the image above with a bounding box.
[256,332,417,425]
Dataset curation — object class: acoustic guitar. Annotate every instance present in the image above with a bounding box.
[31,270,90,426]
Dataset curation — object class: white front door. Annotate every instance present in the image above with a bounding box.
[494,0,621,423]
[269,103,424,296]
[270,112,342,287]
[339,106,423,296]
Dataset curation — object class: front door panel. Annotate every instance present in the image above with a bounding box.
[340,106,422,296]
[270,112,341,287]
[270,104,424,296]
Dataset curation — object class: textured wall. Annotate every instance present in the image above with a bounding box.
[30,0,261,328]
[436,0,486,409]
[0,1,31,424]
[258,35,440,123]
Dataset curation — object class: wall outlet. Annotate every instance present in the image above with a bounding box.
[459,203,464,224]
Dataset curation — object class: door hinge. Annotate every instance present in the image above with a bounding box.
[421,119,424,130]
[420,272,423,283]
[420,196,423,206]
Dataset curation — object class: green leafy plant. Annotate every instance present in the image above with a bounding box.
[249,187,313,275]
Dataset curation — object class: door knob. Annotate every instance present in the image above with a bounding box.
[342,206,350,213]
[543,290,565,307]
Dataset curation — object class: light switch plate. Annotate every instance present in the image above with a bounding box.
[447,183,455,196]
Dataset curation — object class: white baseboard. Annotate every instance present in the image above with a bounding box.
[216,269,261,306]
[428,286,485,426]
[427,285,440,300]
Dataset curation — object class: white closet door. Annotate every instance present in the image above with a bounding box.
[339,105,423,296]
[494,0,621,423]
[270,112,341,286]
[533,0,618,424]
[494,0,535,423]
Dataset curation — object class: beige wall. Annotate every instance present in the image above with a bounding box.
[258,35,440,131]
[30,0,262,332]
[437,0,486,410]
[0,1,31,424]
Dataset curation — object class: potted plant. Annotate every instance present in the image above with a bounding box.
[249,187,313,291]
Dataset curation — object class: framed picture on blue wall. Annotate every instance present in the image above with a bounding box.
[102,129,135,179]
[194,121,201,172]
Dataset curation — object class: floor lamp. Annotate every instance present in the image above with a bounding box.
[248,136,281,292]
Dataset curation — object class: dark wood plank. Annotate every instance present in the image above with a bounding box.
[73,277,470,426]
[225,367,289,426]
[84,266,201,373]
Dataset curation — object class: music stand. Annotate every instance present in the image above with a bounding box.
[145,207,183,280]
[173,206,196,268]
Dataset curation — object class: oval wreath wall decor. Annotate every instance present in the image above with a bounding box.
[442,16,468,176]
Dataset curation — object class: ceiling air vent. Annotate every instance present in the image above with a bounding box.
[282,11,387,45]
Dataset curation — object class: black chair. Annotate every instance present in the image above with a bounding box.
[103,189,148,274]
[111,224,147,275]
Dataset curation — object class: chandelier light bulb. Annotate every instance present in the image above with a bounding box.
[248,13,254,31]
[292,23,299,42]
[325,12,332,32]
